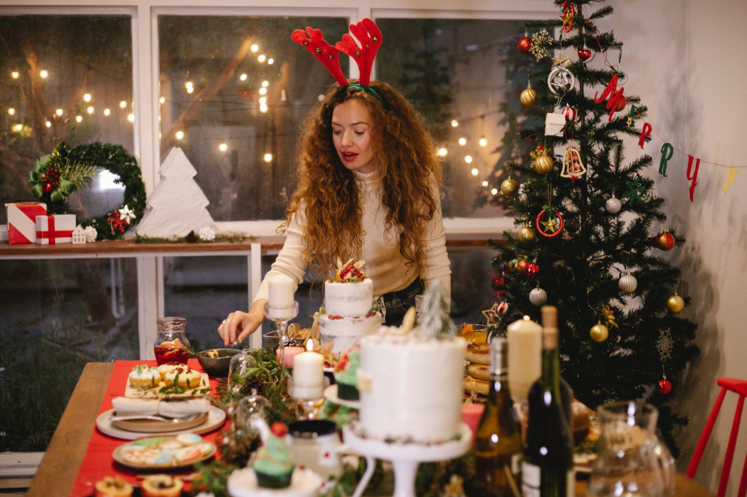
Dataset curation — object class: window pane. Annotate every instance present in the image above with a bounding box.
[158,16,350,222]
[163,256,249,351]
[0,15,134,224]
[375,18,531,219]
[0,258,139,451]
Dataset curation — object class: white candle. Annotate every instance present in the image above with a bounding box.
[267,275,296,319]
[507,315,543,403]
[292,341,324,399]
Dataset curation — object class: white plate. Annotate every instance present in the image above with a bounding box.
[323,385,360,409]
[112,438,216,470]
[227,467,324,497]
[96,406,226,440]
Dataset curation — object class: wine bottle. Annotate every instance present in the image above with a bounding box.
[468,338,523,497]
[522,306,575,497]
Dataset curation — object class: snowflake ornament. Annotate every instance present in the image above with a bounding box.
[199,227,216,242]
[119,204,136,224]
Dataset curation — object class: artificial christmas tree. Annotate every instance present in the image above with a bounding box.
[136,147,218,238]
[486,0,698,455]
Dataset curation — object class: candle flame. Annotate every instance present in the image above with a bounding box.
[306,339,314,352]
[523,315,530,321]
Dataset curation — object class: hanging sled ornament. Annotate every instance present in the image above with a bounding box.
[530,145,554,174]
[529,286,548,306]
[561,143,586,179]
[561,2,575,33]
[547,56,575,96]
[536,207,563,238]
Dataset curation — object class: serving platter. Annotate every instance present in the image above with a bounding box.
[96,406,226,440]
[112,412,209,433]
[112,436,216,470]
[125,370,210,399]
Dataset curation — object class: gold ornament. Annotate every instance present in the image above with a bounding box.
[508,258,519,271]
[501,178,518,196]
[518,225,536,243]
[667,294,685,313]
[590,322,609,342]
[521,83,538,107]
[530,145,554,174]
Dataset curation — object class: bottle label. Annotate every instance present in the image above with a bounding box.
[521,462,540,497]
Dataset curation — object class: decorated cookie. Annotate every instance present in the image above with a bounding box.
[128,365,161,388]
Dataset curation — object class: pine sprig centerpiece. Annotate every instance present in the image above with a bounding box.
[487,0,698,456]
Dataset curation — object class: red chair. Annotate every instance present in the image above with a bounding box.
[687,378,747,497]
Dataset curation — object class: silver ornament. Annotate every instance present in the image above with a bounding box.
[529,287,548,306]
[606,197,622,214]
[619,274,638,294]
[548,65,575,95]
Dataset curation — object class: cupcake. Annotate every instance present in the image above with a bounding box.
[252,425,295,489]
[334,344,360,400]
[94,476,133,497]
[163,365,202,388]
[128,365,161,388]
[141,475,183,497]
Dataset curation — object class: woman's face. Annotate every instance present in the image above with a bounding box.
[331,99,379,174]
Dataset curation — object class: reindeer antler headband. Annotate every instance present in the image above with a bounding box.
[292,18,388,109]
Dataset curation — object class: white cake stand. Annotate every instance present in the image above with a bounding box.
[342,423,472,497]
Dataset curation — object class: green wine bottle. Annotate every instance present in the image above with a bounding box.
[522,306,575,497]
[468,338,523,497]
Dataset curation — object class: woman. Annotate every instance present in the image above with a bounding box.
[218,24,450,346]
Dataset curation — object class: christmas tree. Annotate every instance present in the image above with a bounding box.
[487,0,698,455]
[136,147,218,238]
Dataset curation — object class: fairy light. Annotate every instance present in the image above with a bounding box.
[482,180,489,187]
[11,71,19,79]
[14,124,23,131]
[261,80,269,88]
[76,115,83,123]
[8,108,15,116]
[458,137,467,146]
[159,97,165,104]
[479,137,488,147]
[464,155,473,163]
[258,54,266,63]
[175,130,184,140]
[185,81,194,94]
[267,58,274,65]
[260,102,269,113]
[119,100,127,109]
[259,87,267,96]
[127,113,135,122]
[491,188,498,195]
[240,73,248,81]
[251,44,259,53]
[219,143,228,152]
[87,106,94,114]
[83,93,92,102]
[263,153,273,163]
[471,168,479,176]
[259,96,267,104]
[45,121,51,128]
[39,70,48,79]
[56,108,63,116]
[437,147,448,157]
[104,108,111,116]
[451,119,459,127]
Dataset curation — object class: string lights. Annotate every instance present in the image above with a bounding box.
[104,108,111,116]
[119,100,127,109]
[11,71,19,79]
[258,54,266,63]
[8,108,15,115]
[175,130,185,140]
[219,143,228,152]
[159,96,166,104]
[87,106,94,114]
[56,108,63,116]
[263,153,273,163]
[83,93,92,102]
[45,121,51,128]
[250,44,259,53]
[76,115,82,123]
[240,73,248,81]
[39,70,48,79]
[127,113,134,123]
[465,155,473,163]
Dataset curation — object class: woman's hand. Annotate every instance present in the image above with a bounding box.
[218,299,267,346]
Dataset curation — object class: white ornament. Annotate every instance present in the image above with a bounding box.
[496,301,509,316]
[84,226,98,242]
[619,274,638,294]
[529,287,548,306]
[544,112,566,137]
[547,65,575,95]
[199,227,216,241]
[136,147,218,238]
[119,204,136,224]
[72,225,87,245]
[605,197,622,214]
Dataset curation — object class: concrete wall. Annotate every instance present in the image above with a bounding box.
[607,0,747,494]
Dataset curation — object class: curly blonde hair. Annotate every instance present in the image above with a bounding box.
[280,80,442,277]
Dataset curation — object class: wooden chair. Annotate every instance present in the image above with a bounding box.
[687,378,747,497]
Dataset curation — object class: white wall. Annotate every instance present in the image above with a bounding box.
[608,0,747,494]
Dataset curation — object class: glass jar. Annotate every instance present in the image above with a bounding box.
[154,317,190,365]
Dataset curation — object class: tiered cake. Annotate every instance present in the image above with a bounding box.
[357,290,466,443]
[319,260,381,354]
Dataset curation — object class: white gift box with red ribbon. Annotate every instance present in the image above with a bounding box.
[35,214,76,245]
[5,202,48,244]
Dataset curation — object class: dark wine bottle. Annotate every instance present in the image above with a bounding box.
[522,306,575,497]
[468,338,523,497]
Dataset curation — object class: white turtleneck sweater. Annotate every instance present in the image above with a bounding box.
[254,169,451,302]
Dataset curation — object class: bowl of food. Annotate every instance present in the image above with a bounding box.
[197,348,241,377]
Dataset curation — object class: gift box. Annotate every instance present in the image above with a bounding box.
[5,202,47,244]
[35,214,76,245]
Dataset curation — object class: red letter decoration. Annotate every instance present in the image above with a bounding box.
[638,123,652,149]
[594,74,626,123]
[686,155,700,202]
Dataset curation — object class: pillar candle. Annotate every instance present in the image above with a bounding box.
[267,275,296,319]
[507,315,542,403]
[292,342,324,388]
[277,346,304,369]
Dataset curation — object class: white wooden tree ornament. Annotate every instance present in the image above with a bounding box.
[136,147,218,238]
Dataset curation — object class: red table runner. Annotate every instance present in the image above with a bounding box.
[70,359,226,497]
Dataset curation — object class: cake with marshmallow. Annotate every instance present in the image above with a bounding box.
[356,287,466,443]
[319,259,381,354]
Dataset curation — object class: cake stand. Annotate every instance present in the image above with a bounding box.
[342,423,472,497]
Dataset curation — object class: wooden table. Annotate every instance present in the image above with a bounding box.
[28,362,714,497]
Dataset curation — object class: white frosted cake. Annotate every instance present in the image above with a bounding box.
[319,260,381,354]
[357,314,466,443]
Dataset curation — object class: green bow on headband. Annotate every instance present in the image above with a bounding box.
[343,84,389,110]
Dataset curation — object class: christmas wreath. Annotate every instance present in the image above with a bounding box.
[29,142,146,240]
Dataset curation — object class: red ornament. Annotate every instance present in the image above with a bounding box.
[563,105,577,122]
[496,302,509,316]
[657,229,675,251]
[616,96,627,112]
[523,262,540,277]
[517,259,528,272]
[658,379,672,395]
[578,48,592,60]
[518,36,533,54]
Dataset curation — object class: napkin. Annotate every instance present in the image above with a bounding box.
[112,397,209,417]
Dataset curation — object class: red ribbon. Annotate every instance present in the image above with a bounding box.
[36,216,73,244]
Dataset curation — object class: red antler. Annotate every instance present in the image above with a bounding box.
[335,18,382,86]
[292,27,348,87]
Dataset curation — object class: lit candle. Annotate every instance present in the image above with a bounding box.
[507,315,542,404]
[291,341,324,399]
[267,274,295,319]
[277,346,304,369]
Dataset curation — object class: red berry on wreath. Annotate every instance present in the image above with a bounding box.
[658,379,672,395]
